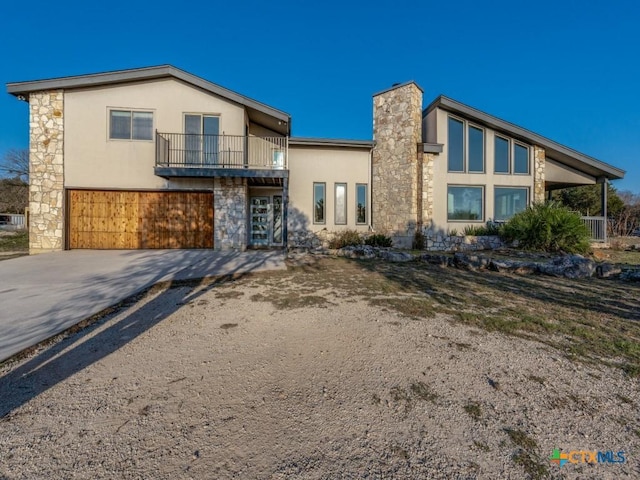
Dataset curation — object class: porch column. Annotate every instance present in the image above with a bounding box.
[533,145,546,204]
[282,176,289,249]
[600,177,608,243]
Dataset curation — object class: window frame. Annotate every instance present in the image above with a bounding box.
[108,108,154,141]
[356,183,368,225]
[494,134,511,174]
[467,123,485,173]
[447,184,485,223]
[513,141,530,175]
[313,182,326,225]
[334,182,347,225]
[494,186,529,221]
[447,115,485,173]
[447,116,465,172]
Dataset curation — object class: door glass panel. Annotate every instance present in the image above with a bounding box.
[203,116,219,165]
[250,197,270,246]
[273,195,282,243]
[185,115,202,165]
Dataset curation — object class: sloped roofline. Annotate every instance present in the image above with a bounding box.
[6,65,291,135]
[424,95,625,180]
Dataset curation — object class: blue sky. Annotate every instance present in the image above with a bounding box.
[1,0,638,192]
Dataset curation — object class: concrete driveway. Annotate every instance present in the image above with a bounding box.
[0,249,286,362]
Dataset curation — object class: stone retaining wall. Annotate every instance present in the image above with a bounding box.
[29,90,65,254]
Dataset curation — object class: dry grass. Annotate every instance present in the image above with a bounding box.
[272,256,640,376]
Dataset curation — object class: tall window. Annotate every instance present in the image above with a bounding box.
[514,143,529,174]
[495,187,528,220]
[356,184,367,224]
[468,126,484,172]
[109,110,153,140]
[313,183,325,224]
[447,186,484,221]
[448,117,484,172]
[335,183,347,225]
[494,135,510,173]
[448,117,464,172]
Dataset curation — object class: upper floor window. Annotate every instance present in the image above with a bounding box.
[495,135,530,174]
[448,116,484,173]
[109,110,153,140]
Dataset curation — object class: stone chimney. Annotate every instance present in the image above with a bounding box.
[372,82,423,248]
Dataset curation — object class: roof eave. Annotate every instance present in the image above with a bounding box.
[425,96,625,180]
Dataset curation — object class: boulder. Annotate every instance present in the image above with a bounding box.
[620,269,640,282]
[488,259,538,275]
[537,254,595,279]
[378,250,415,262]
[595,263,622,278]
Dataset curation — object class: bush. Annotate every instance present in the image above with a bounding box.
[366,233,393,248]
[328,229,362,249]
[499,202,591,254]
[411,230,424,250]
[463,222,501,236]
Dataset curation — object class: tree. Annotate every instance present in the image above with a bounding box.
[552,183,624,217]
[0,148,29,183]
[0,149,29,214]
[610,190,640,237]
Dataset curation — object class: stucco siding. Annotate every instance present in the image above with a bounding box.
[64,78,246,190]
[288,146,371,232]
[431,107,534,231]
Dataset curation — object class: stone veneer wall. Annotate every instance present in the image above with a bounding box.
[29,90,65,254]
[533,145,545,204]
[214,177,247,250]
[421,153,435,228]
[372,83,423,248]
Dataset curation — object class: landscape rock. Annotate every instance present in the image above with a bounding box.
[595,263,622,278]
[620,269,640,281]
[488,259,538,275]
[537,254,595,279]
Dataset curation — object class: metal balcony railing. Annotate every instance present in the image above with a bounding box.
[156,132,288,170]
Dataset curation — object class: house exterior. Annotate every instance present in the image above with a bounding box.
[6,66,624,253]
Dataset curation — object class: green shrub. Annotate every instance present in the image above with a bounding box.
[411,230,425,250]
[463,222,501,236]
[499,202,591,253]
[328,229,363,249]
[366,233,393,248]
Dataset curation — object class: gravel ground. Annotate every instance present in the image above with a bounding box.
[0,259,638,479]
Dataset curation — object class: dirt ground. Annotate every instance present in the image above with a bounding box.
[0,256,638,479]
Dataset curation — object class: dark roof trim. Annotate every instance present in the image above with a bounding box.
[372,80,423,97]
[424,95,625,180]
[289,137,373,149]
[7,65,291,134]
[422,143,443,154]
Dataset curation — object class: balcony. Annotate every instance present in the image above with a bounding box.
[155,132,288,179]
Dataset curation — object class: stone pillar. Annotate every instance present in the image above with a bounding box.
[214,177,247,250]
[533,145,545,204]
[372,82,423,248]
[29,90,65,254]
[422,153,435,228]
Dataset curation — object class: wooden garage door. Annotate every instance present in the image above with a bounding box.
[68,190,214,249]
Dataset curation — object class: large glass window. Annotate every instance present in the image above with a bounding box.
[356,184,367,224]
[313,183,325,224]
[468,126,484,172]
[447,186,484,221]
[494,136,510,173]
[448,117,464,172]
[109,110,153,140]
[494,187,528,221]
[514,143,529,174]
[335,183,347,225]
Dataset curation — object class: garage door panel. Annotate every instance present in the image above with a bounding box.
[68,190,214,249]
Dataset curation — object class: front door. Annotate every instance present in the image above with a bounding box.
[250,197,270,246]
